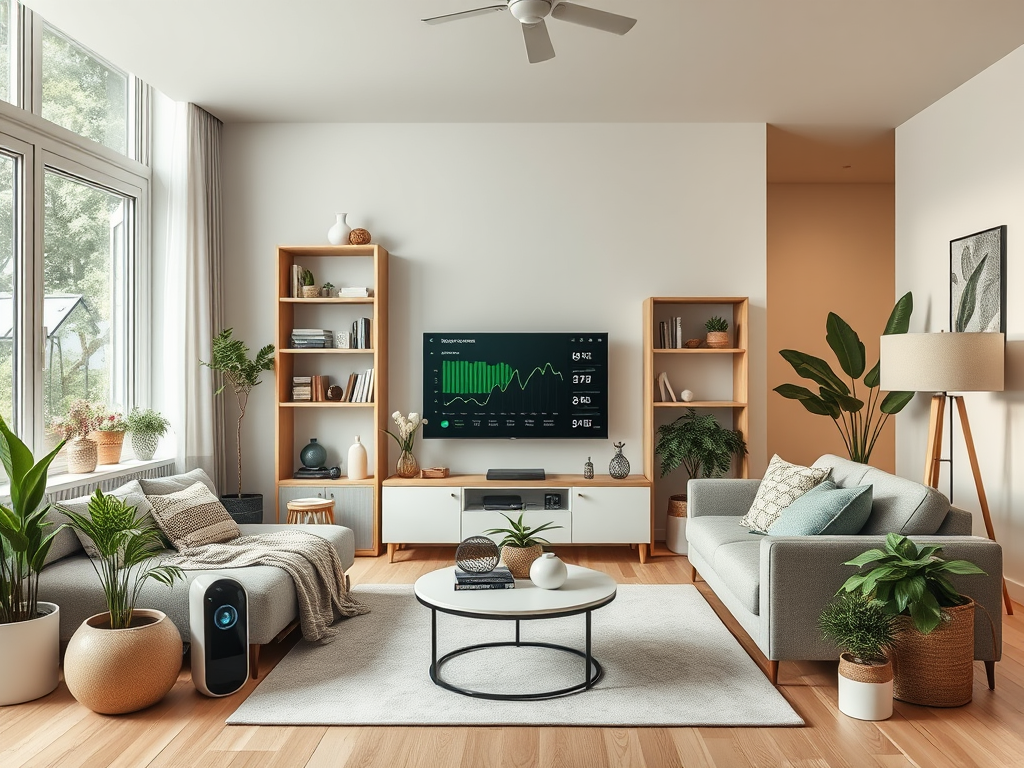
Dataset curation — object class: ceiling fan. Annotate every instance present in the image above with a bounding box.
[422,1,637,64]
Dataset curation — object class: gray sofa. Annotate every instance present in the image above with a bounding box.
[35,470,356,674]
[686,454,1003,685]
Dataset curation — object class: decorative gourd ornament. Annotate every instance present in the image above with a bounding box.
[348,228,371,245]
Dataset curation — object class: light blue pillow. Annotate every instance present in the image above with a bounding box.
[767,480,873,536]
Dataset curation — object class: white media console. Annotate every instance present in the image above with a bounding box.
[382,474,653,564]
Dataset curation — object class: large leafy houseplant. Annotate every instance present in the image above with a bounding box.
[655,408,747,479]
[839,533,985,635]
[202,328,275,497]
[774,292,916,464]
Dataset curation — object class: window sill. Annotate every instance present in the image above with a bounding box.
[0,457,176,499]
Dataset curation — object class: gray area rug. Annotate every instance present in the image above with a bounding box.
[228,583,803,727]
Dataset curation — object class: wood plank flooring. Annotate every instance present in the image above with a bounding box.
[3,546,1023,767]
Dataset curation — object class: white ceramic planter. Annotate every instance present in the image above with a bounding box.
[0,602,60,706]
[530,552,568,589]
[838,655,893,721]
[666,515,687,554]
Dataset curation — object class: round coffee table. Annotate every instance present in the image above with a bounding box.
[414,564,616,700]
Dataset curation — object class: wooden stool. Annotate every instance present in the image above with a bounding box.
[286,497,335,525]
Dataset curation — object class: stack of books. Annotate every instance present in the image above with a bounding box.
[340,369,375,403]
[292,376,312,401]
[454,566,515,591]
[292,329,334,349]
[659,318,685,349]
[340,286,371,298]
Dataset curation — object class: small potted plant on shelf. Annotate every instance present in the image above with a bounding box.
[49,399,104,474]
[839,533,986,707]
[202,328,275,522]
[125,407,171,461]
[484,512,563,579]
[320,281,335,298]
[655,408,747,554]
[819,593,898,721]
[90,406,127,465]
[300,268,318,298]
[61,489,185,714]
[0,415,65,706]
[704,316,730,348]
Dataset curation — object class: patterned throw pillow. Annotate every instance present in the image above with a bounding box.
[146,481,240,551]
[739,454,831,533]
[57,479,157,558]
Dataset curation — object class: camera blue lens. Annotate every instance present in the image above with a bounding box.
[214,605,238,630]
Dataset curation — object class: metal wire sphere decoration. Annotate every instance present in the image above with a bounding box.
[455,536,500,573]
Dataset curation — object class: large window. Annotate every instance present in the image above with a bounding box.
[0,152,15,429]
[0,1,13,105]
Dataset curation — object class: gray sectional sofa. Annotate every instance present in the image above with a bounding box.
[35,469,356,674]
[686,454,1003,685]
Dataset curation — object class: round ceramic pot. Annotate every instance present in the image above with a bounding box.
[131,432,160,461]
[67,437,98,474]
[0,602,60,706]
[838,654,893,721]
[501,544,543,579]
[530,552,567,589]
[64,609,183,714]
[91,430,125,465]
[300,438,328,468]
[705,331,730,349]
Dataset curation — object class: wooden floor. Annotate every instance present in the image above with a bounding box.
[3,546,1024,767]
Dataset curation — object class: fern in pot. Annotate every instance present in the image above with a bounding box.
[655,408,747,554]
[125,407,170,461]
[484,512,563,579]
[0,416,65,705]
[61,489,185,714]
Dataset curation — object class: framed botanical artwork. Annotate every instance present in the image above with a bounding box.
[950,225,1006,333]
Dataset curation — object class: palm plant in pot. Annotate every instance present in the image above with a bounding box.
[655,408,747,554]
[819,593,898,721]
[839,533,986,707]
[61,489,184,714]
[484,512,563,578]
[0,416,65,705]
[202,328,275,522]
[125,407,171,461]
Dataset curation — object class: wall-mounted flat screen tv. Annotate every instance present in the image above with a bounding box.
[422,332,608,439]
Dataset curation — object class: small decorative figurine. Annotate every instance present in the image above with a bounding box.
[584,456,594,479]
[609,442,630,479]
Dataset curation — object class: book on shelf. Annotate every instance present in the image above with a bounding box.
[675,317,682,348]
[291,265,301,298]
[454,581,515,591]
[350,317,371,349]
[343,373,357,402]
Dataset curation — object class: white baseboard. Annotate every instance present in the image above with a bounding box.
[1005,575,1024,608]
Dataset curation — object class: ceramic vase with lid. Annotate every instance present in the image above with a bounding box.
[327,213,351,246]
[300,438,328,469]
[347,436,368,480]
[608,442,630,479]
[530,552,567,589]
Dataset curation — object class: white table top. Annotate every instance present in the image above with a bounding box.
[414,564,617,617]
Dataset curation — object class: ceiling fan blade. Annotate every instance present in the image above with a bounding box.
[550,2,636,35]
[522,20,556,63]
[422,5,507,25]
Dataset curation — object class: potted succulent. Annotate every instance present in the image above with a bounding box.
[483,512,563,579]
[90,406,127,465]
[383,411,427,478]
[49,398,103,474]
[300,268,318,298]
[0,416,65,706]
[125,407,171,461]
[839,533,986,707]
[61,489,184,714]
[202,328,275,521]
[819,593,898,720]
[704,316,730,348]
[655,408,747,553]
[320,281,335,298]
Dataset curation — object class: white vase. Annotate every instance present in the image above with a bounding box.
[0,602,60,705]
[347,435,368,480]
[327,213,351,245]
[666,515,688,554]
[530,552,567,589]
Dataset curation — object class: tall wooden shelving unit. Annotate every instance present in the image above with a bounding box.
[642,297,749,553]
[275,244,388,556]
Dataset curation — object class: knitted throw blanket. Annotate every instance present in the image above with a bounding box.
[164,530,369,642]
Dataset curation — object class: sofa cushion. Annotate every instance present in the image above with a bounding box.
[139,467,218,496]
[40,503,84,566]
[56,480,156,558]
[740,454,831,533]
[712,541,761,615]
[768,481,873,536]
[812,454,950,535]
[686,516,758,568]
[147,482,240,550]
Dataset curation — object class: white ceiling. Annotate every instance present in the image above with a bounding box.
[21,0,1024,126]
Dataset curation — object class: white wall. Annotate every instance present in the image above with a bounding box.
[897,45,1024,599]
[221,123,768,531]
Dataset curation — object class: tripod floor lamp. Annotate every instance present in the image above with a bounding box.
[880,331,1012,615]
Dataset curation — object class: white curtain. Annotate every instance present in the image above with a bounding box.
[164,103,226,488]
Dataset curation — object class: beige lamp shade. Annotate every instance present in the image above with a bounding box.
[879,332,1004,393]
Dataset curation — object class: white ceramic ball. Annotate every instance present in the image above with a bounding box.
[530,552,567,589]
[680,389,694,402]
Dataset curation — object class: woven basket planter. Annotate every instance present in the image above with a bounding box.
[890,600,975,707]
[705,331,730,349]
[90,430,125,465]
[67,437,98,474]
[501,544,543,579]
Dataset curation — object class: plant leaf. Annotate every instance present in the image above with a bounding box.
[956,253,988,332]
[880,390,915,414]
[825,312,866,379]
[844,548,891,568]
[910,590,942,634]
[779,350,850,395]
[819,388,865,413]
[934,559,987,576]
[773,384,839,417]
[883,292,914,335]
[863,360,880,389]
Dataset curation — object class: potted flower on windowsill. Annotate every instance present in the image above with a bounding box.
[90,406,127,465]
[49,398,104,474]
[125,407,171,461]
[484,512,563,579]
[0,416,65,706]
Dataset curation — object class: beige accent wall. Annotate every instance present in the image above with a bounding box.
[767,183,896,472]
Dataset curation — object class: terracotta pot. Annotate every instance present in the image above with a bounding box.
[501,544,543,579]
[838,653,893,721]
[64,609,183,714]
[67,437,98,474]
[90,430,125,465]
[705,331,730,349]
[0,602,60,706]
[890,600,975,707]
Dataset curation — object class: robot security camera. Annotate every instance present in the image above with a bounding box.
[190,575,248,697]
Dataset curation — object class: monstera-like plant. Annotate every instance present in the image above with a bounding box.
[774,292,915,464]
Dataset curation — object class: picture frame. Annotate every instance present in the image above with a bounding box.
[950,225,1006,333]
